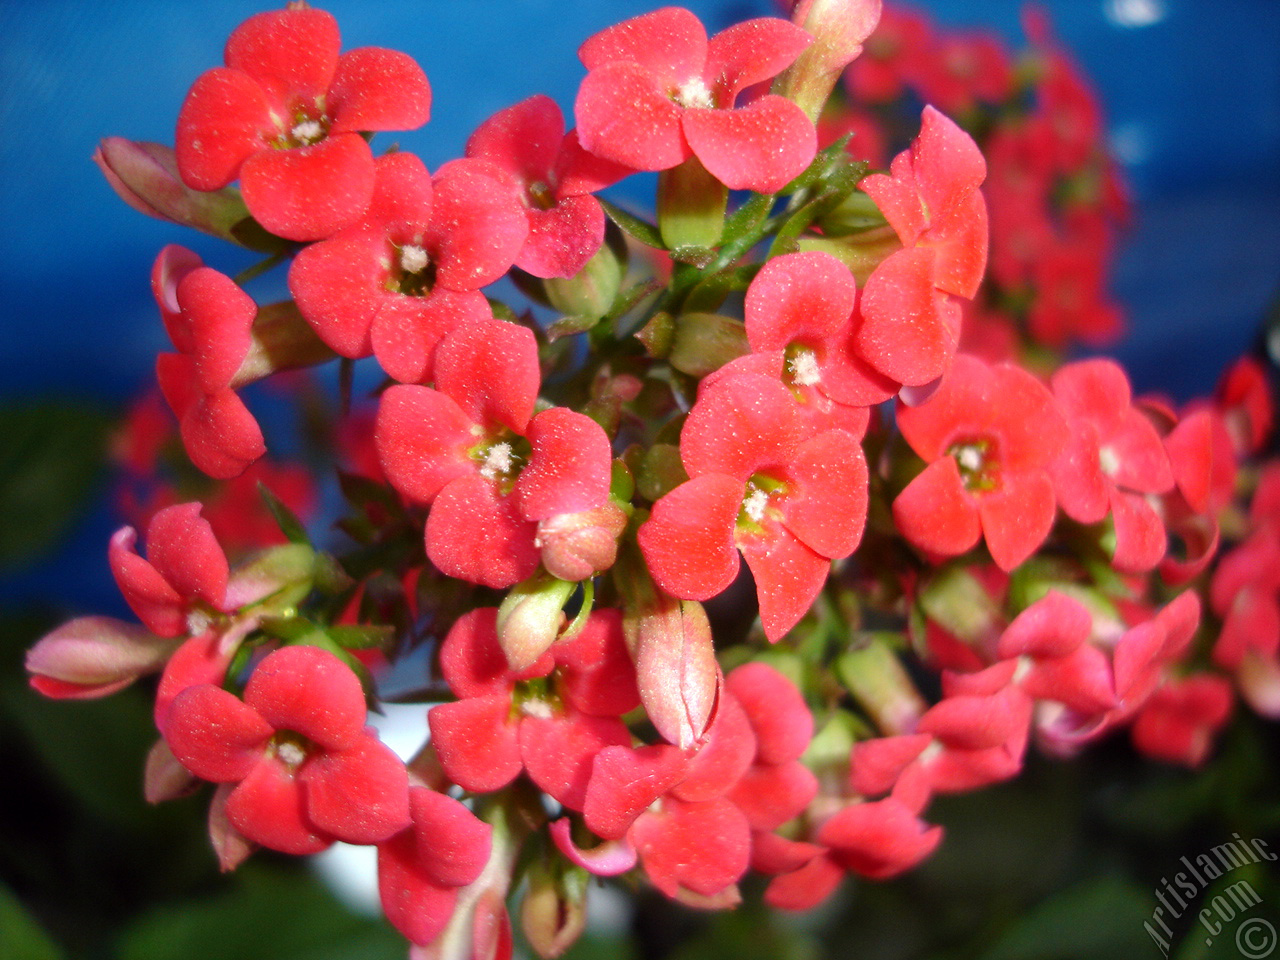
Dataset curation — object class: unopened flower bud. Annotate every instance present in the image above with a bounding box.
[668,312,750,378]
[775,0,884,122]
[231,301,338,388]
[537,503,628,582]
[144,738,199,804]
[544,228,626,325]
[497,573,577,671]
[916,566,1003,648]
[224,542,318,611]
[623,590,719,750]
[93,138,279,250]
[26,616,181,699]
[836,635,927,735]
[796,227,902,285]
[658,156,726,250]
[520,861,588,959]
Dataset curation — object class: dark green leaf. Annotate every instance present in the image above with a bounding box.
[599,199,666,250]
[115,863,406,960]
[0,883,64,960]
[258,482,312,546]
[0,402,110,570]
[977,876,1153,960]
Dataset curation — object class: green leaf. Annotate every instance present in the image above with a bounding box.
[258,482,312,546]
[599,198,666,250]
[327,623,394,651]
[977,876,1153,960]
[115,863,407,960]
[0,402,110,570]
[0,883,64,960]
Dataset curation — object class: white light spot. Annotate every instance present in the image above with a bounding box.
[1099,445,1121,477]
[185,609,213,637]
[743,484,770,523]
[521,699,553,719]
[1108,122,1150,166]
[675,77,714,109]
[955,444,984,473]
[399,243,429,274]
[291,119,324,144]
[479,442,516,481]
[276,741,307,767]
[1105,0,1166,29]
[788,349,822,387]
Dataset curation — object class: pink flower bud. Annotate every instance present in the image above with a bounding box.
[776,0,884,121]
[624,594,719,750]
[520,858,588,959]
[26,616,181,699]
[496,575,576,671]
[143,738,199,804]
[93,138,263,248]
[536,503,628,582]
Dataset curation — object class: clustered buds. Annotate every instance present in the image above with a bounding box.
[34,2,1278,957]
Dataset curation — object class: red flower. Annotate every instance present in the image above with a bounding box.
[175,5,431,240]
[893,355,1070,571]
[575,7,816,193]
[152,246,265,479]
[857,107,988,390]
[164,644,411,854]
[377,787,492,946]
[466,95,632,279]
[288,152,526,384]
[638,372,868,640]
[374,319,612,588]
[1050,359,1175,571]
[427,608,637,809]
[742,250,895,411]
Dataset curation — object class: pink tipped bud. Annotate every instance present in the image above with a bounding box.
[26,616,181,699]
[776,0,884,121]
[209,783,256,871]
[93,138,260,247]
[536,503,628,582]
[231,301,338,390]
[496,574,576,671]
[624,593,720,750]
[143,738,199,804]
[520,859,588,959]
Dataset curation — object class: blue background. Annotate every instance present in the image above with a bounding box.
[1,0,1278,611]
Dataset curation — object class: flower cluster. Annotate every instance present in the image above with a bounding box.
[30,2,1279,957]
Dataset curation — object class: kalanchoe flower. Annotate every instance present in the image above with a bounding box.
[164,644,411,854]
[175,5,431,240]
[465,94,632,279]
[152,246,265,478]
[741,250,896,414]
[575,6,817,193]
[427,608,637,808]
[375,318,612,588]
[639,372,869,640]
[1050,358,1175,571]
[893,354,1070,571]
[288,152,527,384]
[377,787,493,946]
[857,106,988,390]
[1131,675,1233,767]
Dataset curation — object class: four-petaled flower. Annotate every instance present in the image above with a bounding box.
[575,6,817,193]
[176,5,431,240]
